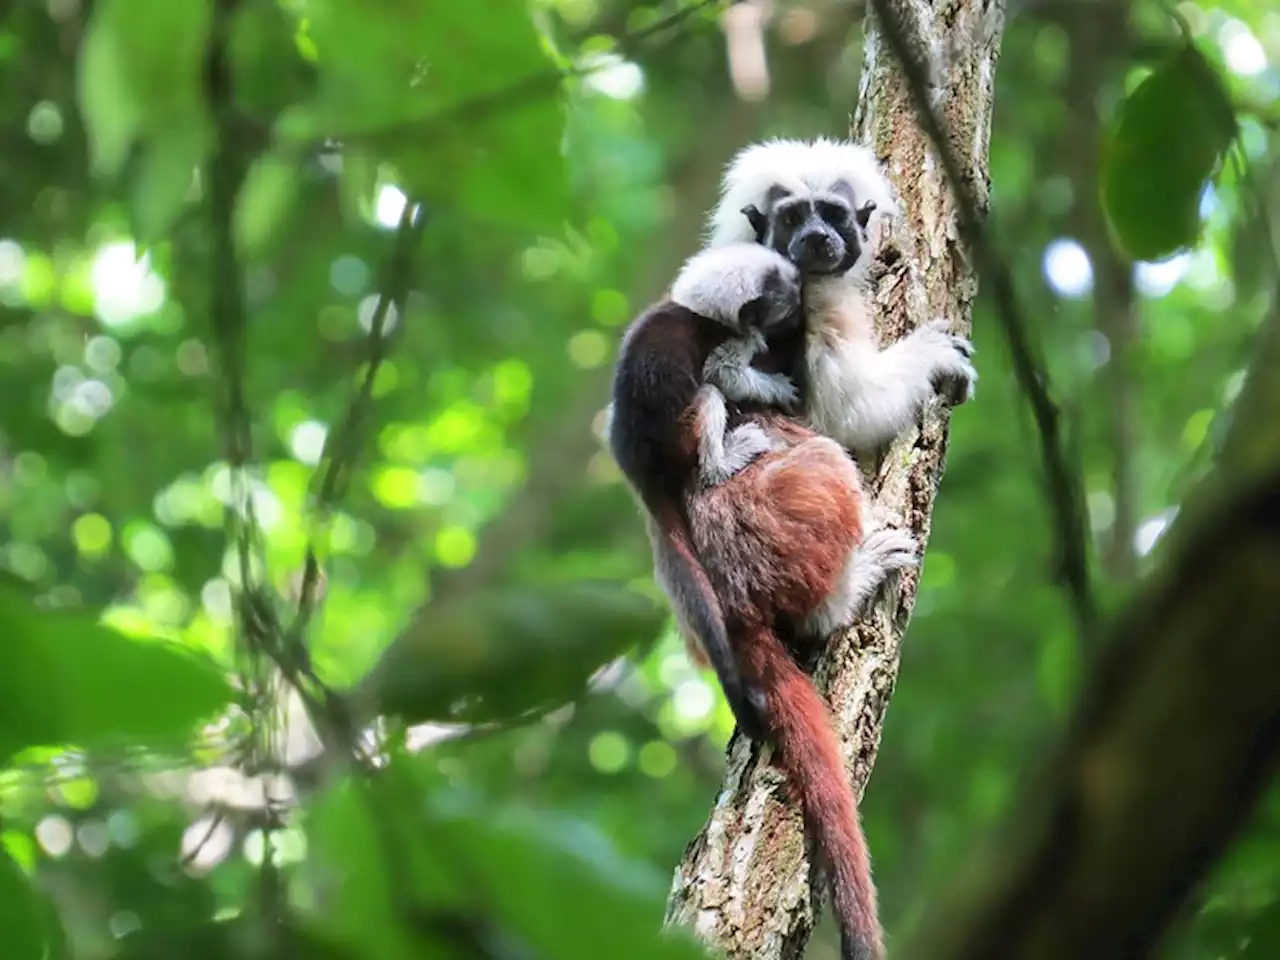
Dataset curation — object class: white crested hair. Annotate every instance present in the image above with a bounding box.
[706,137,899,249]
[669,243,796,326]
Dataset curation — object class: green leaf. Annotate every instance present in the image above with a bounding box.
[338,148,381,224]
[281,0,567,232]
[355,580,665,725]
[0,588,233,763]
[0,849,55,960]
[76,10,142,177]
[1100,44,1237,261]
[235,151,303,260]
[306,763,709,960]
[127,118,212,247]
[228,1,313,121]
[101,0,211,128]
[304,769,461,960]
[77,0,212,182]
[441,798,710,960]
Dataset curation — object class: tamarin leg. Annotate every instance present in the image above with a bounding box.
[693,385,777,487]
[802,528,919,637]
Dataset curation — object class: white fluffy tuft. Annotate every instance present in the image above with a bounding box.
[669,243,796,326]
[706,137,898,249]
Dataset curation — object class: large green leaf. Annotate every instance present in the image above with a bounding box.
[0,848,56,960]
[354,580,665,726]
[0,588,233,763]
[77,0,213,247]
[77,0,212,178]
[76,5,142,179]
[127,116,212,247]
[440,798,710,960]
[280,0,567,232]
[1099,44,1237,261]
[234,150,304,260]
[304,762,709,960]
[302,772,458,960]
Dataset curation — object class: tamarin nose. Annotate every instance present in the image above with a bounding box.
[803,232,831,257]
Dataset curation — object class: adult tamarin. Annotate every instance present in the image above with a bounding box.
[676,139,977,960]
[703,137,978,450]
[606,241,811,741]
[608,238,917,960]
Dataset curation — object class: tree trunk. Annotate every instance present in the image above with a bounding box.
[663,2,1006,956]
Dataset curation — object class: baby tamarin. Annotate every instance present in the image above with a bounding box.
[606,242,809,741]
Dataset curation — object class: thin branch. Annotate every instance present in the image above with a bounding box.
[288,201,427,647]
[867,0,1098,643]
[287,1,732,633]
[204,0,294,946]
[205,0,257,585]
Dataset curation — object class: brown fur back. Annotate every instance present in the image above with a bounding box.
[689,412,864,627]
[684,411,884,960]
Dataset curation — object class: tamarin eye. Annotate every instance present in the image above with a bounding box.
[816,201,846,224]
[855,201,876,229]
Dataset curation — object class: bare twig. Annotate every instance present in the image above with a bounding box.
[287,0,732,632]
[204,0,294,946]
[289,201,427,646]
[205,0,259,604]
[203,6,469,938]
[867,0,1098,643]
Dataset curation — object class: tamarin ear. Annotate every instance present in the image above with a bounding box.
[736,294,769,331]
[855,201,877,229]
[741,204,769,243]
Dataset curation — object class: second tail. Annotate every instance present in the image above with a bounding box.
[647,500,767,741]
[742,622,884,960]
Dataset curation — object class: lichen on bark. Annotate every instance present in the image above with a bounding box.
[662,2,1006,957]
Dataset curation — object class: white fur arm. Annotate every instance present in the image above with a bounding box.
[703,328,800,412]
[694,385,774,486]
[807,320,977,450]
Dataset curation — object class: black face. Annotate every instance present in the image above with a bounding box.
[737,263,802,335]
[742,183,877,277]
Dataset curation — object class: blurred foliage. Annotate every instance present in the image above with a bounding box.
[1101,43,1237,260]
[0,0,1276,958]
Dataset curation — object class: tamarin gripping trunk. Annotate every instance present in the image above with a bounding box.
[682,136,976,958]
[608,199,927,957]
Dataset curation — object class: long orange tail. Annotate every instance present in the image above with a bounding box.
[742,623,883,960]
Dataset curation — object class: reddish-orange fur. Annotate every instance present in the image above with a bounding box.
[686,412,884,960]
[609,279,884,956]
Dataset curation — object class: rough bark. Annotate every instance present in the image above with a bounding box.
[663,2,1005,956]
[896,300,1280,960]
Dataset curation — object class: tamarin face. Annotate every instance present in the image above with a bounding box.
[737,261,803,337]
[742,183,878,278]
